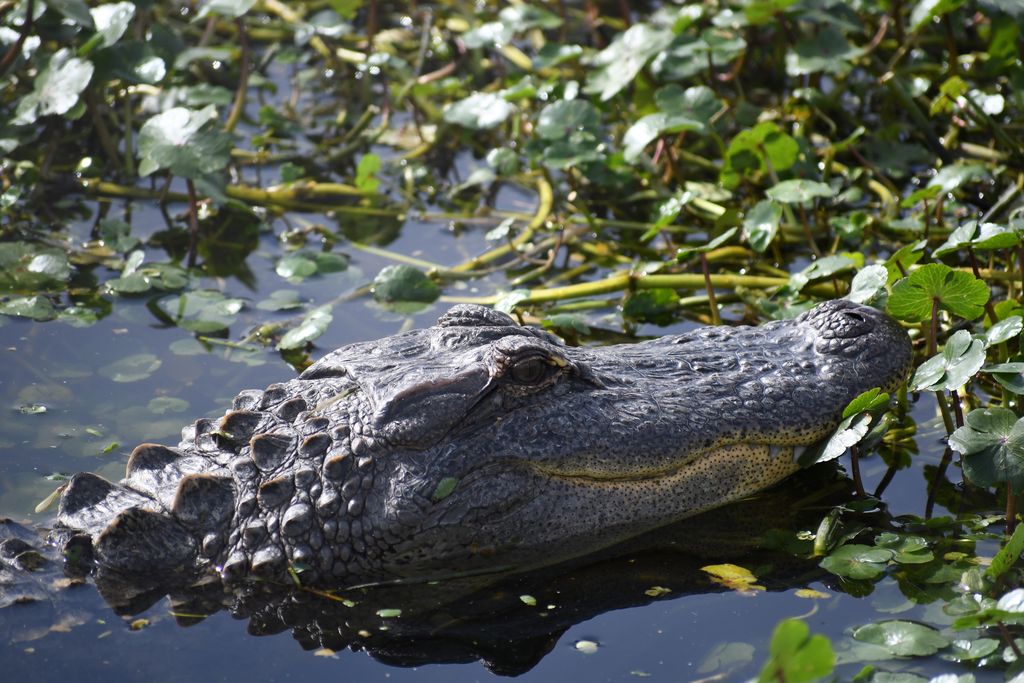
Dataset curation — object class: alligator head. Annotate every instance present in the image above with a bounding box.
[54,299,911,586]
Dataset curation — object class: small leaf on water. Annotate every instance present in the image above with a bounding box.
[519,594,537,606]
[851,621,950,657]
[372,265,440,304]
[701,564,765,592]
[278,306,333,350]
[98,353,162,383]
[375,608,402,618]
[819,544,893,579]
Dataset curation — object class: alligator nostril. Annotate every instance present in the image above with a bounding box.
[845,311,866,323]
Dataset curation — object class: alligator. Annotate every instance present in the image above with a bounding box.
[40,298,910,589]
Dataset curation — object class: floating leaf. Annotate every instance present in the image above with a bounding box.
[888,264,989,322]
[372,265,440,304]
[910,330,984,392]
[98,353,162,383]
[820,544,893,579]
[278,306,333,350]
[701,564,765,592]
[949,407,1024,489]
[851,621,950,657]
[0,296,58,321]
[257,290,304,312]
[148,397,189,414]
[933,220,1020,257]
[0,243,72,292]
[156,291,245,334]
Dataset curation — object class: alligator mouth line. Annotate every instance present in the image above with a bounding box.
[526,443,809,484]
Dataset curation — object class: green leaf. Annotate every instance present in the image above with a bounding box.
[0,242,72,292]
[0,295,58,321]
[494,289,531,314]
[157,291,245,334]
[743,200,783,253]
[933,220,1021,257]
[851,621,950,657]
[257,290,303,312]
[721,122,799,188]
[766,179,836,204]
[90,2,135,47]
[197,0,257,19]
[786,25,863,76]
[148,397,189,414]
[927,162,988,194]
[945,637,1000,662]
[622,85,719,161]
[137,106,234,179]
[98,353,162,383]
[13,49,95,125]
[584,23,674,100]
[986,315,1023,347]
[910,330,984,392]
[676,227,739,258]
[847,265,889,306]
[983,362,1024,394]
[820,544,893,579]
[787,254,858,293]
[536,100,601,140]
[887,263,989,322]
[949,407,1024,488]
[987,521,1024,579]
[622,289,679,325]
[431,477,459,502]
[911,0,967,30]
[443,93,514,130]
[279,306,333,350]
[372,265,440,304]
[757,619,835,683]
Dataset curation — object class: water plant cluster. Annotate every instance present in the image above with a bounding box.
[3,0,1024,680]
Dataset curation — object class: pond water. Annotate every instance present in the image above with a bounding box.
[0,189,959,682]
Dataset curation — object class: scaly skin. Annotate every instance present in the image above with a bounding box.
[53,299,911,586]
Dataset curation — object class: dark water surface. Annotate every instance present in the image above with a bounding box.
[0,197,952,681]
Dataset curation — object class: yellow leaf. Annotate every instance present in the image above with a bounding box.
[795,588,831,599]
[700,563,765,592]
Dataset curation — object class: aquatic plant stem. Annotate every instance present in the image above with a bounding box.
[850,445,865,498]
[224,18,251,134]
[186,179,200,268]
[699,253,721,325]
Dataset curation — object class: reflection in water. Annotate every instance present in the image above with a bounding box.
[2,467,864,676]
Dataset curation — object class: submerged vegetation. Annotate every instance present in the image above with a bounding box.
[4,0,1024,680]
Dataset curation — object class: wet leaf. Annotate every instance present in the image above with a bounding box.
[820,544,893,579]
[888,264,989,322]
[910,330,985,392]
[443,93,514,130]
[372,265,440,304]
[986,315,1022,347]
[847,265,889,306]
[757,619,834,683]
[278,306,333,350]
[851,621,949,657]
[137,105,234,179]
[983,362,1024,394]
[0,243,72,291]
[98,353,162,383]
[90,2,135,47]
[949,407,1024,489]
[766,179,836,205]
[743,200,782,253]
[933,221,1020,257]
[257,290,304,311]
[431,477,459,502]
[944,637,999,662]
[0,296,58,321]
[197,0,257,19]
[14,49,94,124]
[584,23,673,100]
[157,291,245,333]
[375,608,402,618]
[986,522,1024,579]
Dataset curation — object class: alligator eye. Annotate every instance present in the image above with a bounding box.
[507,357,553,385]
